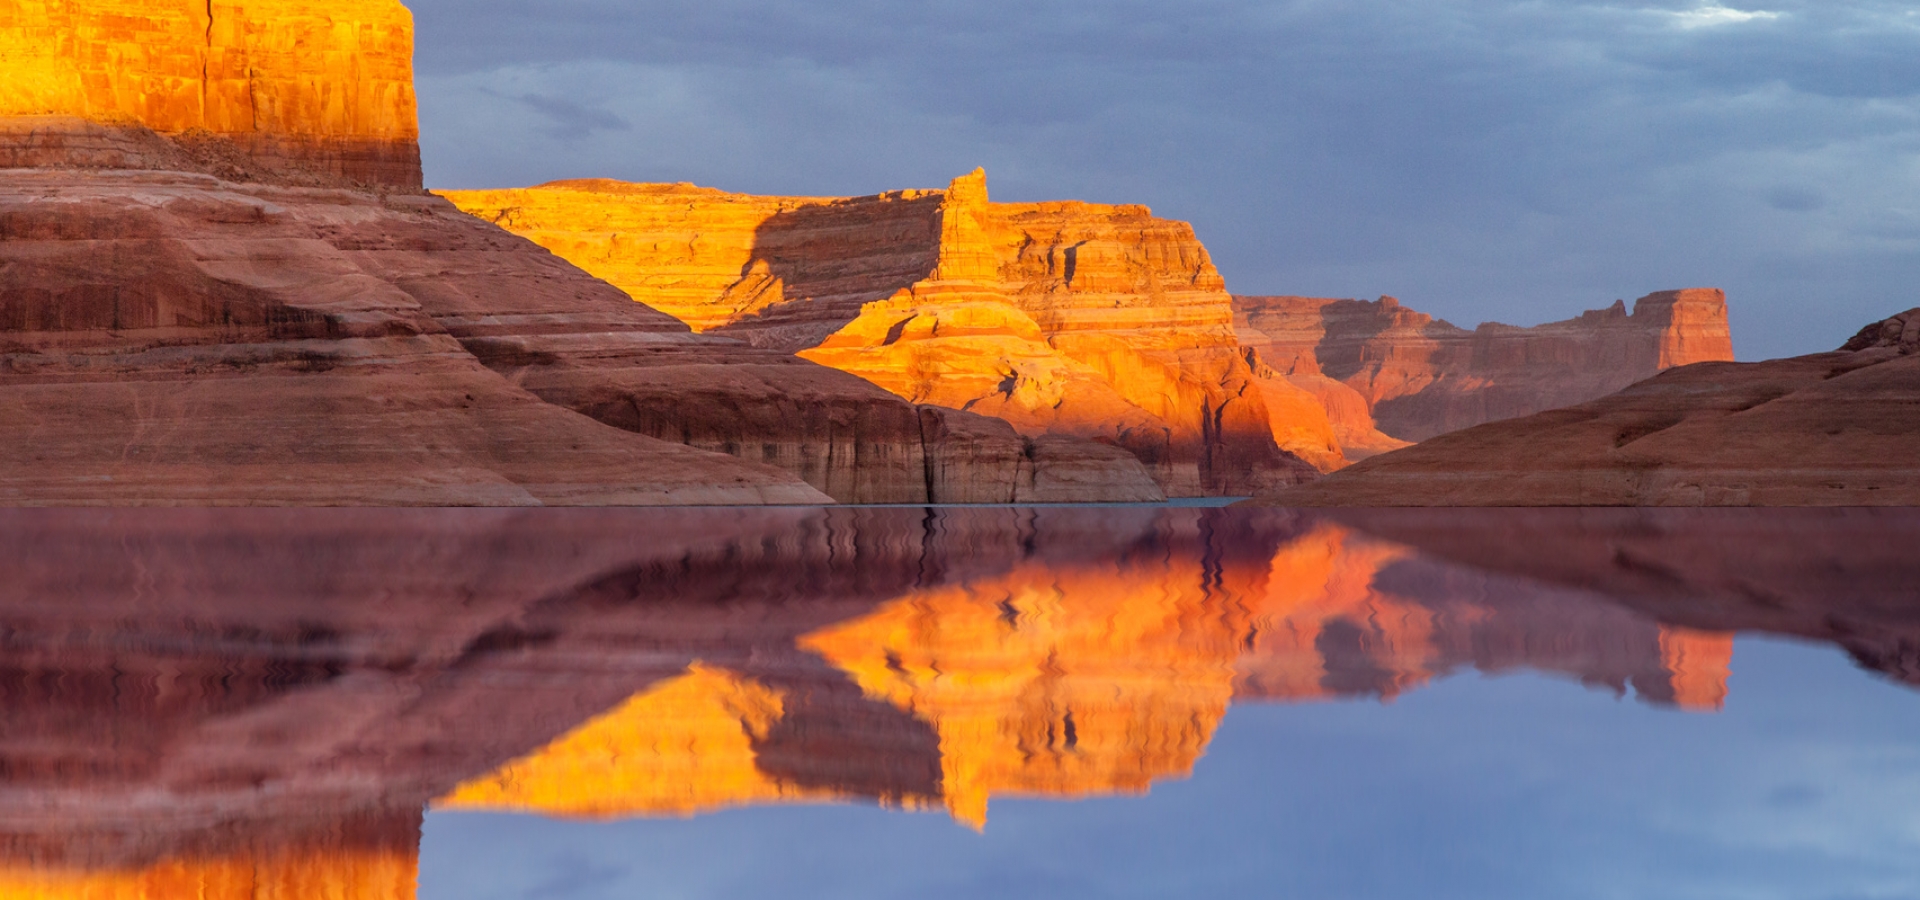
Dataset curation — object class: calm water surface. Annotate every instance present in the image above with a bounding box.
[0,507,1914,899]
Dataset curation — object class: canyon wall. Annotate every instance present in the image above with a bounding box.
[1235,289,1736,443]
[0,170,848,505]
[0,3,1156,503]
[1258,309,1920,506]
[444,171,1320,496]
[0,0,422,187]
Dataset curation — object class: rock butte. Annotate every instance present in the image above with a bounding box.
[443,171,1318,496]
[0,2,1162,504]
[0,0,422,188]
[1233,289,1736,448]
[1259,308,1920,506]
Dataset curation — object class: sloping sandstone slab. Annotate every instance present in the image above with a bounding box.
[0,169,831,505]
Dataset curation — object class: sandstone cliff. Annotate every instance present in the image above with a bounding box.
[1257,309,1920,506]
[0,0,1156,504]
[443,171,1319,496]
[0,0,421,187]
[1234,289,1736,444]
[0,169,843,505]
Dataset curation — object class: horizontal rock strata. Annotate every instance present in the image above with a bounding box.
[1234,289,1736,444]
[0,169,841,505]
[0,0,422,187]
[444,171,1320,496]
[1256,309,1920,506]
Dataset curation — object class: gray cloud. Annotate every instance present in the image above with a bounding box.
[406,0,1920,359]
[504,91,632,140]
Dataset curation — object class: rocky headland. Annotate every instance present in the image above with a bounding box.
[1258,309,1920,506]
[443,171,1315,496]
[1233,289,1736,447]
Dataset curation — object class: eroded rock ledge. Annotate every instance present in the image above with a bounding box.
[443,171,1318,497]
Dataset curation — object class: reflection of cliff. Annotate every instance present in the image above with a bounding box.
[0,817,420,900]
[13,508,1900,896]
[443,172,1317,496]
[441,517,1733,829]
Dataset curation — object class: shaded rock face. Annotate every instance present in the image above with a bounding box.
[444,171,1319,497]
[1234,289,1736,443]
[0,0,422,188]
[0,169,836,505]
[1260,308,1920,506]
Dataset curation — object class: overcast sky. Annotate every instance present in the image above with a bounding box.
[405,0,1920,360]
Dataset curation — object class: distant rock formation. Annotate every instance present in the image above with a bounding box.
[443,171,1320,496]
[1257,308,1920,506]
[1234,289,1736,443]
[0,0,423,188]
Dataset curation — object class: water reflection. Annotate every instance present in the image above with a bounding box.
[0,507,1912,898]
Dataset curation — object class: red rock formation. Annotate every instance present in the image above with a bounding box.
[0,0,1135,504]
[0,0,422,187]
[1234,289,1736,443]
[444,171,1319,496]
[0,170,833,505]
[1258,309,1920,506]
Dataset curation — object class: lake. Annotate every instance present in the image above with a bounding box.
[0,507,1914,899]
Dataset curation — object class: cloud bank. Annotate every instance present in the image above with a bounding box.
[406,0,1920,359]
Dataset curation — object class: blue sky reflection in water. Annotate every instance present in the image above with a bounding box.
[420,636,1920,900]
[1,507,1914,899]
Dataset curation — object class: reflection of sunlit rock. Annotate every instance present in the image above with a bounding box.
[439,665,847,818]
[1657,629,1735,712]
[0,817,419,900]
[430,514,1734,831]
[802,559,1242,828]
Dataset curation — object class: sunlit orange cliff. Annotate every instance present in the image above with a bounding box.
[1,0,422,187]
[442,172,1322,495]
[0,0,1173,504]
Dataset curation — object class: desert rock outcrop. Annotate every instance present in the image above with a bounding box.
[0,0,422,187]
[1234,289,1736,444]
[0,0,1159,504]
[0,169,844,505]
[444,171,1319,496]
[1258,309,1920,506]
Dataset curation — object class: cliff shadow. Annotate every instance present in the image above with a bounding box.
[708,193,947,349]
